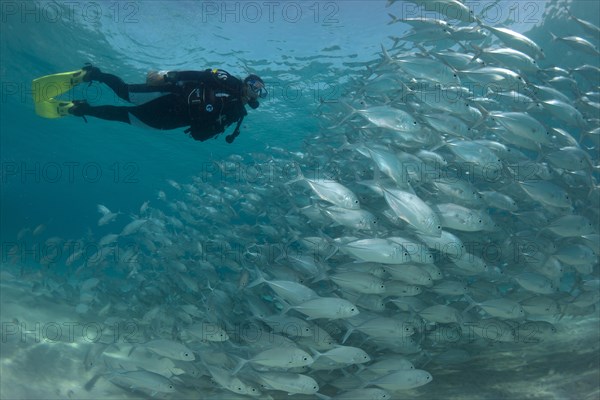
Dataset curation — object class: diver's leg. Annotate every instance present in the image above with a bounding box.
[127,94,188,130]
[83,65,175,104]
[126,84,174,105]
[83,66,131,102]
[69,101,131,123]
[69,95,187,130]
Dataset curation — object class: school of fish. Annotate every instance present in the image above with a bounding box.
[3,1,599,399]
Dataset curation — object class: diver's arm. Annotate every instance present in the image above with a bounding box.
[165,70,213,83]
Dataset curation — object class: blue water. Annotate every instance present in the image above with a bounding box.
[1,0,598,241]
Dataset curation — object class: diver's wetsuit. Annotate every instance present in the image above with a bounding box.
[77,68,247,141]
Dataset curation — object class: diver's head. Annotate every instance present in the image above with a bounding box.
[243,74,267,109]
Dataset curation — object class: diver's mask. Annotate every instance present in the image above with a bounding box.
[247,79,268,99]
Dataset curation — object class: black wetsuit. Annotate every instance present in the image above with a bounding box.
[80,69,247,141]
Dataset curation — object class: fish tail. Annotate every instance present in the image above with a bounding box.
[245,268,266,289]
[469,43,484,63]
[461,293,478,317]
[387,13,398,25]
[231,356,248,375]
[310,269,330,285]
[327,100,358,130]
[380,43,394,65]
[278,299,292,316]
[285,163,305,185]
[307,346,323,361]
[341,324,355,344]
[315,229,339,261]
[470,103,490,132]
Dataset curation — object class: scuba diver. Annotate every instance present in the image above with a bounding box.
[31,65,267,143]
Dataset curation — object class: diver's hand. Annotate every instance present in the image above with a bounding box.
[146,70,169,86]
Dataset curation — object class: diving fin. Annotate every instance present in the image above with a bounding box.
[31,69,88,104]
[34,99,74,119]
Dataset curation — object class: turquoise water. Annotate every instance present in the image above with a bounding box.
[1,1,398,240]
[1,1,599,399]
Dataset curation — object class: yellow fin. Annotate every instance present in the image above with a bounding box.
[31,69,86,104]
[34,99,74,119]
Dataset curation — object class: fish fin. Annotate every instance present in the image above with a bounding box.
[127,345,138,357]
[469,43,485,63]
[413,43,429,57]
[307,346,320,358]
[310,268,330,285]
[245,277,265,289]
[341,324,355,344]
[357,372,371,389]
[327,100,359,130]
[231,356,248,375]
[380,43,394,65]
[284,163,305,185]
[461,294,478,317]
[278,299,293,316]
[469,102,490,131]
[387,13,398,25]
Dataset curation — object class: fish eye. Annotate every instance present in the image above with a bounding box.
[413,121,417,125]
[437,225,441,229]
